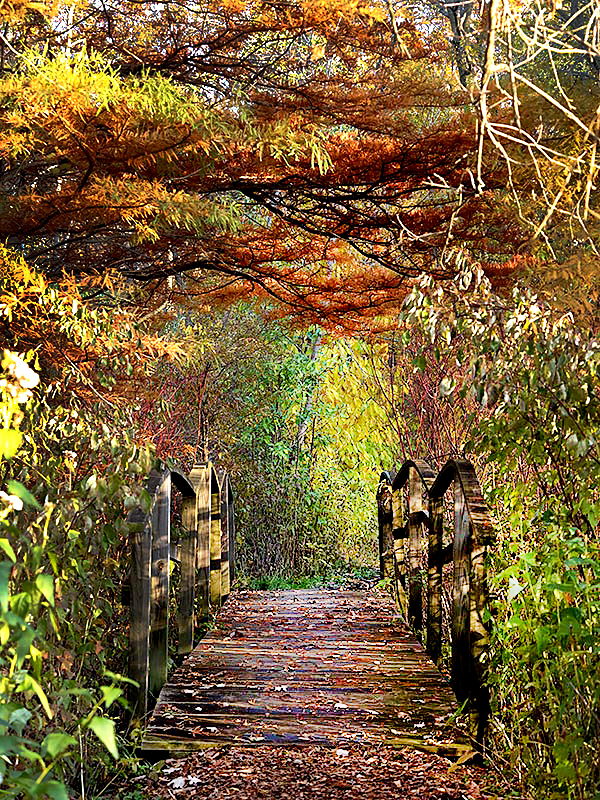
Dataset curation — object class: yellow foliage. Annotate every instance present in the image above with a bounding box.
[0,0,56,20]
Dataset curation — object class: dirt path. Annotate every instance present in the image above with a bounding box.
[125,744,492,799]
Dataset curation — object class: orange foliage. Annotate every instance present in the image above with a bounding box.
[0,246,185,402]
[0,0,527,332]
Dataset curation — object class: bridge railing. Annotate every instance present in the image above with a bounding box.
[377,458,494,743]
[128,461,235,719]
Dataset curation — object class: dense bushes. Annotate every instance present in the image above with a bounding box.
[0,352,155,798]
[401,267,600,799]
[0,248,161,798]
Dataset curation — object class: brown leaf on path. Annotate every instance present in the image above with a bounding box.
[118,743,493,800]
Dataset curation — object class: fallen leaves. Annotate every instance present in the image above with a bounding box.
[120,744,489,800]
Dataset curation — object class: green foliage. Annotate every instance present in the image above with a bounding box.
[490,511,600,798]
[0,332,153,797]
[144,305,392,580]
[230,325,343,577]
[240,566,379,590]
[400,264,600,799]
[225,319,391,578]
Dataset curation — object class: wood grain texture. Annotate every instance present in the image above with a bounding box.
[178,493,197,656]
[149,472,171,700]
[128,503,152,719]
[382,457,493,746]
[129,468,169,718]
[189,464,211,624]
[140,589,468,758]
[210,474,221,608]
[427,496,443,666]
[408,468,424,633]
[377,473,394,580]
[451,479,471,705]
[219,474,230,603]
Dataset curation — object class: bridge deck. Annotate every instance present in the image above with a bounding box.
[141,589,468,758]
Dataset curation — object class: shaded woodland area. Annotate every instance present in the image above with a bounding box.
[0,0,600,795]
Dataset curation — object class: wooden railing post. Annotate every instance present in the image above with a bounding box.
[219,474,231,602]
[377,473,394,580]
[427,495,443,665]
[189,464,210,625]
[128,462,236,717]
[210,469,222,608]
[178,489,197,656]
[227,481,236,585]
[469,529,491,744]
[379,457,493,746]
[148,472,171,700]
[129,468,169,717]
[408,467,424,633]
[391,483,407,615]
[451,477,471,706]
[128,504,152,720]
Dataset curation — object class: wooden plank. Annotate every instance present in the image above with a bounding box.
[391,487,407,615]
[469,523,491,742]
[377,473,394,580]
[408,468,424,632]
[219,475,230,603]
[189,465,210,625]
[128,504,152,719]
[383,458,494,746]
[225,476,236,585]
[178,492,197,656]
[210,471,221,608]
[426,496,443,666]
[129,468,166,718]
[141,589,467,758]
[149,472,171,700]
[451,478,471,705]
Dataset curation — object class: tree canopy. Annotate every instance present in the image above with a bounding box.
[1,0,538,329]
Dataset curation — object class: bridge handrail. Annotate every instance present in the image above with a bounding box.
[128,461,235,719]
[377,458,494,744]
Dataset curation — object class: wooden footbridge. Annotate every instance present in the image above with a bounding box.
[127,459,494,759]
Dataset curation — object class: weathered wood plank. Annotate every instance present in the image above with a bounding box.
[408,467,424,632]
[377,472,394,580]
[391,486,407,615]
[210,472,221,608]
[469,520,491,742]
[141,589,467,758]
[178,493,197,656]
[426,496,443,666]
[129,468,168,718]
[128,504,152,719]
[451,478,471,705]
[149,472,171,700]
[219,474,230,603]
[189,464,211,625]
[227,481,236,585]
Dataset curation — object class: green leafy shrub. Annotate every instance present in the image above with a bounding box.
[490,513,600,798]
[0,343,153,798]
[401,265,600,799]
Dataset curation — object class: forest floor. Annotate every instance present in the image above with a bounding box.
[121,743,512,800]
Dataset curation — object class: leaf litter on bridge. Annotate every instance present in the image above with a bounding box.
[125,744,492,799]
[142,590,468,755]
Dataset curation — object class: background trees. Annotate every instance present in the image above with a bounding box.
[2,0,600,797]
